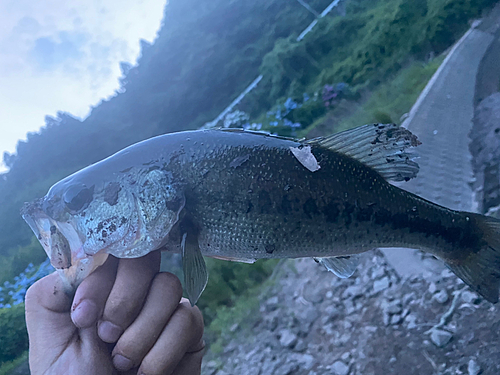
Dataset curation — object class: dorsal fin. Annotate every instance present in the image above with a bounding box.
[306,123,421,182]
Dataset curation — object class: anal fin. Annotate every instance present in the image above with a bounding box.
[181,232,208,306]
[314,255,359,278]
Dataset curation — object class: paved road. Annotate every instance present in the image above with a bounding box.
[400,26,494,212]
[382,9,499,278]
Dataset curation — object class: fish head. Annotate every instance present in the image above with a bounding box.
[22,165,185,291]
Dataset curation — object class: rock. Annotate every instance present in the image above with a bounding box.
[371,266,386,280]
[383,312,391,326]
[405,314,417,329]
[204,360,218,375]
[260,358,281,375]
[326,290,333,299]
[430,329,453,347]
[373,277,390,293]
[365,325,378,333]
[321,315,330,325]
[403,292,416,305]
[468,359,481,375]
[337,333,351,345]
[461,291,480,304]
[341,351,351,361]
[224,340,238,354]
[433,290,449,304]
[266,296,279,310]
[245,347,260,361]
[342,284,364,299]
[331,360,350,375]
[441,269,454,278]
[382,299,402,314]
[279,329,298,348]
[296,307,319,327]
[428,282,437,294]
[390,314,403,325]
[344,299,356,314]
[323,305,340,321]
[324,323,335,336]
[293,339,307,352]
[304,283,324,304]
[265,310,280,331]
[274,361,299,375]
[290,353,315,370]
[229,323,239,332]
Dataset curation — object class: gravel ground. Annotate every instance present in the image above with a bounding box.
[202,252,500,375]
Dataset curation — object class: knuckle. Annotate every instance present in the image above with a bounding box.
[177,304,204,335]
[156,272,183,298]
[105,294,138,323]
[113,344,141,366]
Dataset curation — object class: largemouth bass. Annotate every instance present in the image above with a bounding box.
[21,124,500,305]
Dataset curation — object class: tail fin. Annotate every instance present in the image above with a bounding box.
[445,214,500,303]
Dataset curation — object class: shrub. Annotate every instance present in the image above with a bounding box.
[198,258,278,325]
[372,110,394,124]
[247,0,496,126]
[0,303,28,363]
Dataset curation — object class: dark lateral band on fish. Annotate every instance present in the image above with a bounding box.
[21,123,500,305]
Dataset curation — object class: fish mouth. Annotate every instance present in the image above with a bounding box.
[21,199,109,292]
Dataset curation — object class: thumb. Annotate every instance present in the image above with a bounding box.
[25,272,76,370]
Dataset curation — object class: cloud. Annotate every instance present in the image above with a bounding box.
[31,36,57,69]
[0,0,167,172]
[12,16,41,35]
[31,31,87,70]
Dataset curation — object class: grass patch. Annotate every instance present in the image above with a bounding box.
[0,352,28,375]
[205,259,288,354]
[301,55,445,137]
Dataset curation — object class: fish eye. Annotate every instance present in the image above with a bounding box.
[63,184,94,212]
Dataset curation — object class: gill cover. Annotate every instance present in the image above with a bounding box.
[22,167,185,292]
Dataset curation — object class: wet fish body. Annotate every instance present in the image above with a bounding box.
[22,124,500,305]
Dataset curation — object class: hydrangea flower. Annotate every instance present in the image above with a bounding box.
[0,258,53,309]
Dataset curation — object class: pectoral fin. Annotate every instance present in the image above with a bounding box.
[181,232,208,306]
[314,255,359,278]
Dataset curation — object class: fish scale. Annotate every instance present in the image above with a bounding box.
[174,139,468,261]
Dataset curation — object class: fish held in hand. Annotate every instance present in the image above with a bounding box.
[21,124,500,305]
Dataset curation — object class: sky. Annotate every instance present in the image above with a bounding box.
[0,0,167,172]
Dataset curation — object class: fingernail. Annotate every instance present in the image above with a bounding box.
[98,320,123,343]
[113,354,133,371]
[71,300,98,328]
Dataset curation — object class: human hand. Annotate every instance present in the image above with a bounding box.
[25,251,204,375]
